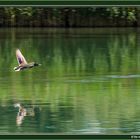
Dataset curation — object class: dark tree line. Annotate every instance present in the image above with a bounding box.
[0,7,139,27]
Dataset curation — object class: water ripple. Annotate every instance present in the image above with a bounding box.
[107,74,140,79]
[64,78,108,83]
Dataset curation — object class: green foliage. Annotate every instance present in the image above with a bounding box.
[0,7,138,27]
[127,10,136,21]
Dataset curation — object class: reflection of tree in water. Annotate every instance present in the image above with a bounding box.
[33,102,85,132]
[0,28,138,75]
[39,28,138,74]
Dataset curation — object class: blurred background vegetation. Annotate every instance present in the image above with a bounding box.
[0,7,139,27]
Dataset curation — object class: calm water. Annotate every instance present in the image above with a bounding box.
[0,28,139,134]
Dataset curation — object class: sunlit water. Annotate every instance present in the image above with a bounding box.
[0,28,139,134]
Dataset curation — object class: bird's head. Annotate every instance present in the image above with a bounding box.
[33,62,41,67]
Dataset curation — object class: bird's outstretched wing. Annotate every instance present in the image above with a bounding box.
[16,49,27,65]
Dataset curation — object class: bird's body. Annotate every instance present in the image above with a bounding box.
[14,49,41,71]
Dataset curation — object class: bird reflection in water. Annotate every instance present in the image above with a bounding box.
[14,103,35,126]
[14,103,27,126]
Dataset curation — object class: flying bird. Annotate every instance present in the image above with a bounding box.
[14,49,41,71]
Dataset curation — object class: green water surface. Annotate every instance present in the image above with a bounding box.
[0,28,139,134]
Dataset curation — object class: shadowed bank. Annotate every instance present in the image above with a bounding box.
[0,7,139,27]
